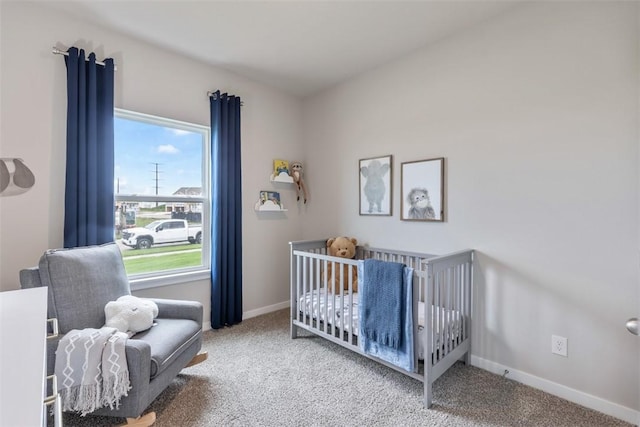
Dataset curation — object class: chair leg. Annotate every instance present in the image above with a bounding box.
[184,351,208,368]
[123,411,156,426]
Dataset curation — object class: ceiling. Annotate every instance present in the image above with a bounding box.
[44,1,521,98]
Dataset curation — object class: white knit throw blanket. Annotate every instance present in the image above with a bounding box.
[55,327,131,416]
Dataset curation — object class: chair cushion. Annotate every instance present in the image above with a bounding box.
[38,243,130,333]
[132,318,202,379]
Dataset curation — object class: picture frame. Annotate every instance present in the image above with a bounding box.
[259,190,281,207]
[256,190,284,211]
[401,157,445,222]
[359,155,392,216]
[272,159,289,176]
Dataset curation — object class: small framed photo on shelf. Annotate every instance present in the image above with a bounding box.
[273,159,289,176]
[359,155,392,216]
[257,190,284,211]
[271,159,294,183]
[400,157,444,222]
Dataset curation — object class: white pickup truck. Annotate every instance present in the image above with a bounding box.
[121,219,202,249]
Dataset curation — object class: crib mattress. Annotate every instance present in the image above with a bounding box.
[297,288,462,360]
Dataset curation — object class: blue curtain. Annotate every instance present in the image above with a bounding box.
[210,91,243,329]
[63,47,115,248]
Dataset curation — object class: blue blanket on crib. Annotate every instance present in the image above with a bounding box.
[360,259,404,348]
[358,259,415,372]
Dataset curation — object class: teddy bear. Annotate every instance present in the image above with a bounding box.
[323,237,359,294]
[104,295,159,334]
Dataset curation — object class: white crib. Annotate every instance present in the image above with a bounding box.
[289,239,474,408]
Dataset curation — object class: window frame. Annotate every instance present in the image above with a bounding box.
[114,108,211,290]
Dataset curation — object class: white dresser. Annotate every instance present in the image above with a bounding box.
[0,287,60,426]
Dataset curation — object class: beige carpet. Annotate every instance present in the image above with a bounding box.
[60,309,632,427]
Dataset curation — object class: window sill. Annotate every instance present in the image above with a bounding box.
[129,269,211,291]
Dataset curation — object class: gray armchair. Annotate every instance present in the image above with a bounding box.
[19,242,207,426]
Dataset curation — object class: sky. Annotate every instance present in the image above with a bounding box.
[114,116,204,196]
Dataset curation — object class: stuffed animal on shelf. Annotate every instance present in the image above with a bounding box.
[104,295,159,334]
[290,161,308,204]
[323,236,359,293]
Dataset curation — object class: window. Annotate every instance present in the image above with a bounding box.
[114,109,210,288]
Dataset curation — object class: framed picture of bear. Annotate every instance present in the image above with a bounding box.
[401,157,445,222]
[359,155,392,216]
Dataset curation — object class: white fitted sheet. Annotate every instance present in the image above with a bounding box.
[298,288,462,360]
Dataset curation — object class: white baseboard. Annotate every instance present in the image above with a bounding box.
[243,300,290,320]
[471,355,639,425]
[201,301,290,332]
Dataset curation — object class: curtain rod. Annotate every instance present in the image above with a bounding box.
[207,91,243,106]
[52,47,117,70]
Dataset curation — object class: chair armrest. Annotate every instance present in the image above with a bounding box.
[122,339,151,411]
[124,339,151,373]
[149,298,203,324]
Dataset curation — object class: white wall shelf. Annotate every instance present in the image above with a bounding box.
[270,173,294,184]
[255,200,287,212]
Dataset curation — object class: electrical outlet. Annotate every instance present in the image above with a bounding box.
[551,335,568,357]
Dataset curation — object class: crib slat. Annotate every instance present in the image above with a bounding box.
[449,266,455,351]
[434,270,439,363]
[336,259,340,335]
[438,270,444,360]
[455,264,461,347]
[447,268,451,352]
[436,271,442,363]
[447,266,453,354]
[290,252,299,338]
[440,270,446,360]
[442,269,448,358]
[347,262,353,343]
[311,257,317,330]
[460,262,465,341]
[342,259,347,337]
[426,263,435,370]
[322,258,328,334]
[308,256,312,326]
[459,264,464,346]
[464,260,471,341]
[297,255,302,324]
[412,274,420,367]
[302,256,308,326]
[467,259,472,363]
[443,268,449,357]
[331,260,337,336]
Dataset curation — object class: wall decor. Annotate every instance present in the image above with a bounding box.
[359,154,392,216]
[290,161,308,204]
[271,159,293,183]
[0,158,35,197]
[401,157,444,222]
[255,190,286,211]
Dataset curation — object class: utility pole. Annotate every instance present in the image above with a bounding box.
[151,163,162,207]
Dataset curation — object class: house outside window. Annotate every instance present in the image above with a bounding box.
[114,109,210,289]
